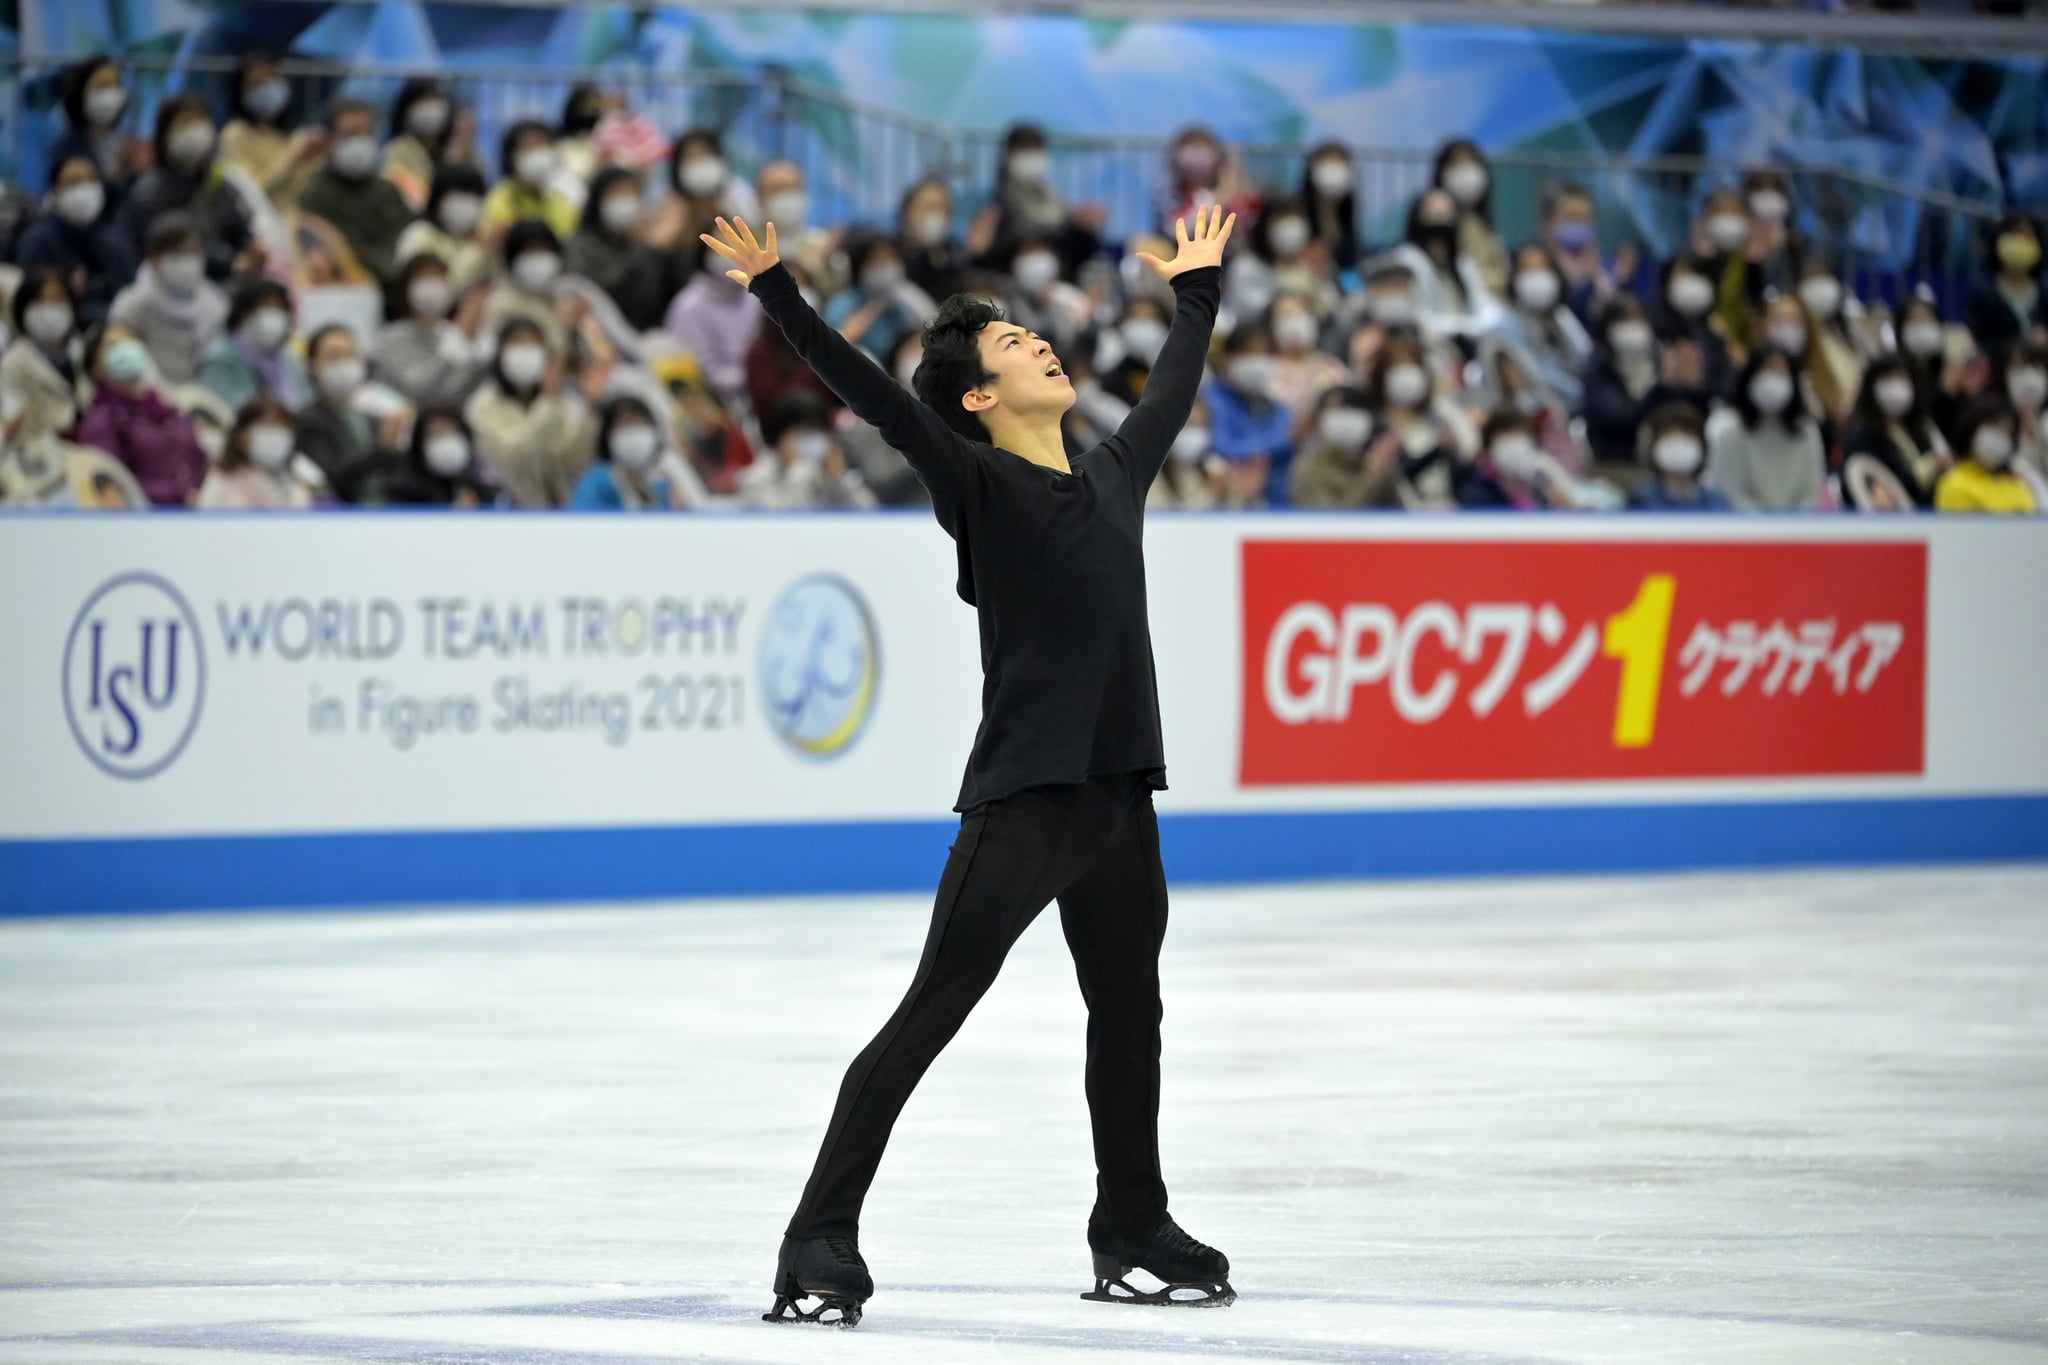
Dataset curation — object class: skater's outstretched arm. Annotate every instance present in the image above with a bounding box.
[704,217,973,501]
[1109,205,1234,496]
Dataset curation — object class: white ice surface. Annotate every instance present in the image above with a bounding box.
[2,867,2045,1364]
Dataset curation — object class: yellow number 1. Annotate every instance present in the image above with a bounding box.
[1602,573,1676,748]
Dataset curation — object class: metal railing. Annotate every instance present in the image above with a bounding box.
[3,56,2002,310]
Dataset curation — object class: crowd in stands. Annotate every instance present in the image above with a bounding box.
[2,56,2045,515]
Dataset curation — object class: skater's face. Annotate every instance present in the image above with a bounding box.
[962,321,1075,423]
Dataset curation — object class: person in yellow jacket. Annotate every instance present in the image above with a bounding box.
[1936,396,2038,514]
[479,121,580,245]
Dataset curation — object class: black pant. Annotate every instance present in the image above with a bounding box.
[786,771,1171,1240]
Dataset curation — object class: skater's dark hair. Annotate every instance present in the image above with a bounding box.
[915,294,1005,444]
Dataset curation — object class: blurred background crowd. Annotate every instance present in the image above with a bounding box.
[1,53,2044,517]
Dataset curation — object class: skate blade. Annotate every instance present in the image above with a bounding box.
[763,1292,863,1327]
[1081,1276,1236,1307]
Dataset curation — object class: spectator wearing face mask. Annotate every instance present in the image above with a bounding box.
[1793,258,1866,428]
[197,274,309,413]
[1486,243,1594,413]
[1707,346,1826,512]
[647,128,761,284]
[1431,139,1509,299]
[665,242,770,408]
[896,179,969,304]
[1965,214,2044,357]
[15,155,132,326]
[1739,168,1802,292]
[385,78,464,212]
[1202,323,1295,509]
[479,220,579,353]
[374,252,489,410]
[1841,354,1949,510]
[570,395,686,510]
[1266,293,1347,428]
[1650,252,1736,399]
[1341,262,1456,391]
[1479,406,1599,510]
[1289,386,1397,509]
[117,93,256,282]
[1894,295,1949,384]
[47,57,146,208]
[1990,342,2048,476]
[1581,294,1709,479]
[1630,403,1727,512]
[737,391,877,510]
[465,318,595,507]
[1363,334,1488,509]
[1227,197,1336,325]
[294,324,400,503]
[1158,125,1260,239]
[972,124,1105,278]
[823,236,935,371]
[381,407,489,507]
[1690,188,1763,354]
[1756,292,1842,435]
[1,267,89,453]
[1145,393,1223,512]
[1095,298,1173,410]
[74,321,209,505]
[1002,237,1090,356]
[298,99,415,288]
[398,163,492,296]
[565,167,672,332]
[553,84,610,190]
[1935,396,2036,514]
[1384,187,1505,346]
[108,213,230,386]
[481,121,580,244]
[754,160,847,299]
[1539,181,1631,328]
[1300,142,1362,275]
[196,396,315,509]
[217,55,324,213]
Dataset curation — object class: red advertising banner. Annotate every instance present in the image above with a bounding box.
[1240,539,1927,785]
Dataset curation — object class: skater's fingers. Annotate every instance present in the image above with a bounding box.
[764,220,778,256]
[699,233,737,261]
[1217,211,1237,245]
[725,269,751,287]
[735,216,761,252]
[1175,216,1190,249]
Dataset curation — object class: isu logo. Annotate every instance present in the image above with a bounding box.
[62,573,207,780]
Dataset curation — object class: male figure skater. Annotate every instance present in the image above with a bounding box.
[702,206,1236,1327]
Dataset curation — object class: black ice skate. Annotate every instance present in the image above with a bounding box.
[763,1234,873,1327]
[1082,1215,1236,1307]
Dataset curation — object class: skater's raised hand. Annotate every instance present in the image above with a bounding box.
[1134,203,1236,282]
[699,216,780,289]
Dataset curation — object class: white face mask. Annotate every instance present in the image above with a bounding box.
[1119,316,1168,367]
[2007,366,2048,412]
[1609,320,1653,356]
[242,307,291,352]
[330,134,381,179]
[1668,274,1715,318]
[600,194,640,233]
[678,156,725,198]
[1707,212,1750,252]
[513,253,561,291]
[1749,369,1794,415]
[168,122,215,168]
[408,277,452,318]
[407,99,450,141]
[247,424,295,470]
[1014,251,1059,295]
[1513,269,1560,312]
[1651,433,1704,475]
[1748,189,1790,223]
[424,431,471,477]
[610,424,661,470]
[1384,362,1430,409]
[439,193,482,236]
[500,343,548,389]
[1008,149,1051,184]
[1767,322,1809,357]
[1230,354,1277,395]
[85,86,127,128]
[1274,311,1319,353]
[157,253,205,294]
[318,356,366,402]
[1442,161,1488,206]
[245,80,290,120]
[1901,319,1945,358]
[1491,433,1538,479]
[1268,217,1310,257]
[1311,159,1353,196]
[24,302,74,348]
[1798,276,1843,318]
[1973,427,2015,468]
[763,190,809,229]
[1368,292,1417,328]
[911,207,951,247]
[790,431,833,465]
[1170,426,1212,465]
[1317,407,1372,451]
[514,146,557,187]
[55,181,106,227]
[1874,375,1917,418]
[861,261,905,294]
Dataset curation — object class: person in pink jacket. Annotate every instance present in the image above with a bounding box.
[74,321,208,506]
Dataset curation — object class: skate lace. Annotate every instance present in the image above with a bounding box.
[1153,1219,1213,1260]
[822,1236,862,1266]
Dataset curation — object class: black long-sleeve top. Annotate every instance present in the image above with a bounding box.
[750,260,1222,812]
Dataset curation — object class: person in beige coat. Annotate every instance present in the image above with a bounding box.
[463,316,598,507]
[2,267,90,447]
